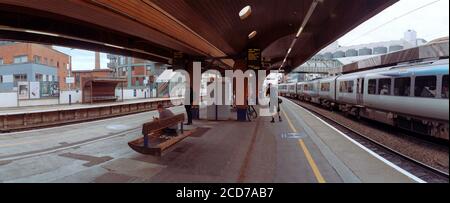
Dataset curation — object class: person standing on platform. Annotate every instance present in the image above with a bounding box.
[184,86,194,125]
[266,83,282,123]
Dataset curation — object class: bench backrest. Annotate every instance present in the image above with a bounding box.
[142,113,185,135]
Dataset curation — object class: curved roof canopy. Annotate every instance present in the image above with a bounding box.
[0,0,397,72]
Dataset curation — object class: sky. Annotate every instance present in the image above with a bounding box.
[337,0,449,46]
[53,46,109,71]
[53,0,449,71]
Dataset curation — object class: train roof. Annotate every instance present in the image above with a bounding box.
[339,59,448,79]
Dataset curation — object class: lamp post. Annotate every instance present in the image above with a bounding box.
[68,48,74,105]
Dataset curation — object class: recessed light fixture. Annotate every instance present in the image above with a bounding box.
[239,5,252,20]
[296,26,304,38]
[104,43,124,49]
[25,30,59,37]
[248,31,257,39]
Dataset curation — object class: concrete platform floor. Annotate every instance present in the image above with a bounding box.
[0,98,419,183]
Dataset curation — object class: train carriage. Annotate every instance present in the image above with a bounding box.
[286,83,297,98]
[318,76,337,108]
[278,58,449,140]
[303,80,320,104]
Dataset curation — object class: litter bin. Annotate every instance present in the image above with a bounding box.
[237,106,247,121]
[192,106,199,120]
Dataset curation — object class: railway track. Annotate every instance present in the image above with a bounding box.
[286,97,449,183]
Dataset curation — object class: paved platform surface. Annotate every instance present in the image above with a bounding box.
[0,98,419,183]
[0,97,176,116]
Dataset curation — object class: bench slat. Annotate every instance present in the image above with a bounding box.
[142,113,185,135]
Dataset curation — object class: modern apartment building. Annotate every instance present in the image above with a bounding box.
[0,42,70,93]
[107,54,167,89]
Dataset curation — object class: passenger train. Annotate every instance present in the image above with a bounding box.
[279,59,449,140]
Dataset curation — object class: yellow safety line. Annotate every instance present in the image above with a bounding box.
[281,108,326,183]
[298,139,326,183]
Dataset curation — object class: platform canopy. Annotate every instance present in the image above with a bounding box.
[82,77,127,104]
[0,0,397,72]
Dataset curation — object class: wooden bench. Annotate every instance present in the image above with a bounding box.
[128,113,194,156]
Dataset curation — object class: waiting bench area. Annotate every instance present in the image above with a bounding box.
[128,113,194,156]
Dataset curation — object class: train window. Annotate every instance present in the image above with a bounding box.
[339,81,354,93]
[414,76,437,98]
[321,83,330,92]
[378,78,391,95]
[368,79,377,94]
[394,77,411,96]
[304,84,309,91]
[442,75,448,99]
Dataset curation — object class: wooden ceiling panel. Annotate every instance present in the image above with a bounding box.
[0,0,398,71]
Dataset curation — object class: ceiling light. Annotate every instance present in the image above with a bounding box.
[248,31,257,39]
[239,5,252,20]
[25,30,59,37]
[104,43,124,49]
[296,27,304,38]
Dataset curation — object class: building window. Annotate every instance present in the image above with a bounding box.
[33,55,42,64]
[378,78,391,95]
[0,58,3,65]
[44,57,48,65]
[13,74,27,86]
[46,75,49,82]
[57,61,59,68]
[135,78,140,86]
[52,75,56,82]
[13,55,28,64]
[35,73,43,82]
[414,76,437,98]
[442,75,448,99]
[0,75,3,83]
[75,74,80,83]
[394,77,411,96]
[320,83,330,92]
[50,59,54,66]
[339,81,354,93]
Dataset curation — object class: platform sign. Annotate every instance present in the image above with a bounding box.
[143,76,149,85]
[247,48,262,70]
[66,77,75,84]
[29,82,40,99]
[3,75,13,83]
[18,81,29,100]
[172,51,185,68]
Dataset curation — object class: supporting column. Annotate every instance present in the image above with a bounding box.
[233,59,249,122]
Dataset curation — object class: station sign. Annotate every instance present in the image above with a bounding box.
[66,77,75,84]
[247,48,262,70]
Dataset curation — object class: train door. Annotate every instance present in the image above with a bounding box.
[357,78,364,105]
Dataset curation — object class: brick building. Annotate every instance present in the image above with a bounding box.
[0,42,70,92]
[72,69,115,90]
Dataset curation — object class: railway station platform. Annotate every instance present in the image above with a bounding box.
[0,97,180,132]
[0,98,421,183]
[0,97,175,116]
